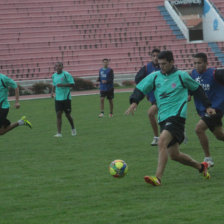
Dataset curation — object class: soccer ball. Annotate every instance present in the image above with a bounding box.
[109,159,128,178]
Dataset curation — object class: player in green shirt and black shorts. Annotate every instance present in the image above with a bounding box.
[126,51,215,186]
[51,62,76,137]
[0,73,32,135]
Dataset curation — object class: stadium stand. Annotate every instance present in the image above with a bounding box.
[0,0,223,81]
[210,0,224,19]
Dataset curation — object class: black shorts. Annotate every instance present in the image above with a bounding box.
[0,108,11,128]
[201,110,223,132]
[159,116,185,147]
[55,100,72,114]
[100,88,114,99]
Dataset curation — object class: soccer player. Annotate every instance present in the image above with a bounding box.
[0,73,32,135]
[51,62,76,137]
[97,59,114,118]
[191,53,224,167]
[135,48,160,146]
[125,51,214,186]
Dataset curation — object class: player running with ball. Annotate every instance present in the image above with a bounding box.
[125,51,214,186]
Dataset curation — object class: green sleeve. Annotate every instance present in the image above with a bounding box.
[182,72,199,91]
[4,76,17,89]
[65,72,75,84]
[52,74,56,86]
[136,72,156,94]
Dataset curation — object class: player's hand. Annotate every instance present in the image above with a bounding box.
[102,80,107,84]
[125,103,138,115]
[14,102,20,109]
[57,84,64,87]
[206,107,216,115]
[51,93,54,98]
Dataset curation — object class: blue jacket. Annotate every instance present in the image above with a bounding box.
[191,68,224,116]
[99,67,114,91]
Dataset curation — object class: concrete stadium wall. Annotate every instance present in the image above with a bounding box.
[17,73,136,88]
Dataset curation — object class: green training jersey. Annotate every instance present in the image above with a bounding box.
[0,73,17,109]
[136,69,199,123]
[52,71,75,101]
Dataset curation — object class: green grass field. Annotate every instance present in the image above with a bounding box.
[0,92,224,224]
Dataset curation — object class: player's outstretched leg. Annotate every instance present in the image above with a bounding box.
[18,116,32,128]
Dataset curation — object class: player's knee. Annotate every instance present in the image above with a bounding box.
[158,140,166,150]
[148,110,156,120]
[148,111,154,118]
[215,134,224,141]
[65,113,71,118]
[0,129,6,135]
[56,112,62,118]
[169,152,179,161]
[195,125,203,135]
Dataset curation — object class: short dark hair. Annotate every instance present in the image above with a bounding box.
[102,58,109,62]
[193,53,207,63]
[158,51,174,62]
[151,48,160,54]
[55,62,63,66]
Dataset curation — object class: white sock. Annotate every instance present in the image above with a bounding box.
[18,120,24,126]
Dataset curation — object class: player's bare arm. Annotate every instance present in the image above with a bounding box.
[14,87,20,109]
[125,103,138,115]
[125,88,145,115]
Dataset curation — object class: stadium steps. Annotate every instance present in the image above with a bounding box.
[0,17,171,29]
[0,12,164,25]
[0,28,176,43]
[0,40,214,57]
[0,0,223,81]
[210,0,224,19]
[158,6,185,39]
[0,46,217,66]
[0,8,161,20]
[0,2,166,15]
[0,32,182,48]
[0,0,163,10]
[2,54,221,72]
[208,42,224,65]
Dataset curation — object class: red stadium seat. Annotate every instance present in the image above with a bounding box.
[0,0,223,80]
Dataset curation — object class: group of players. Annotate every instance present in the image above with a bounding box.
[0,62,77,138]
[125,50,224,186]
[94,49,224,186]
[1,49,224,186]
